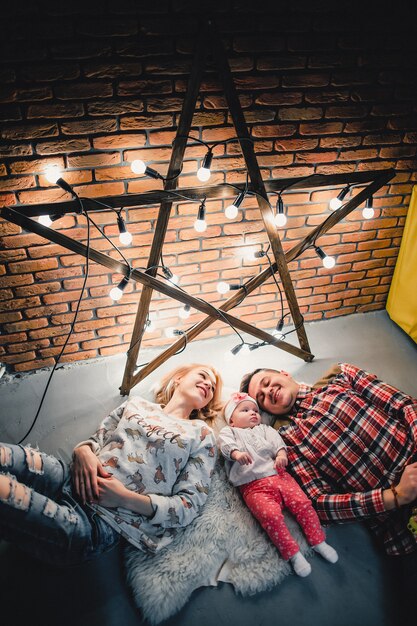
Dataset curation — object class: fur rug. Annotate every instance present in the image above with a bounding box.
[124,463,311,625]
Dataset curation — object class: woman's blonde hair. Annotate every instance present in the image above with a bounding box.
[154,363,223,424]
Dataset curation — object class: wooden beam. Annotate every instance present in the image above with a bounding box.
[10,170,392,217]
[210,20,311,355]
[120,22,209,395]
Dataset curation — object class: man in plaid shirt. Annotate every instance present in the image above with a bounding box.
[240,362,417,557]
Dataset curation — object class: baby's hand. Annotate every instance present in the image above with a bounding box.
[232,451,253,465]
[275,452,288,470]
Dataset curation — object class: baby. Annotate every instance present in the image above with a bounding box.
[218,392,338,577]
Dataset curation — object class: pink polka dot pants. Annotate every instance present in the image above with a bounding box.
[239,471,325,561]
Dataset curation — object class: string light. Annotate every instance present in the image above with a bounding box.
[216,282,240,295]
[165,328,185,338]
[45,165,62,184]
[194,200,207,232]
[131,159,163,180]
[197,150,213,182]
[109,275,130,301]
[314,246,336,269]
[225,191,245,220]
[117,213,133,246]
[178,304,191,319]
[38,215,53,226]
[274,195,287,227]
[224,342,250,362]
[362,197,374,219]
[162,266,179,285]
[145,315,155,332]
[329,185,350,211]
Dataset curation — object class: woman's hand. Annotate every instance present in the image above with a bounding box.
[97,476,154,517]
[97,475,130,509]
[72,445,112,504]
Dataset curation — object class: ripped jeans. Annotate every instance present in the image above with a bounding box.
[0,443,119,566]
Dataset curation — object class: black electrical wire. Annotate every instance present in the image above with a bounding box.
[17,199,91,444]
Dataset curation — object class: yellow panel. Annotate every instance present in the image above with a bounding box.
[386,185,417,342]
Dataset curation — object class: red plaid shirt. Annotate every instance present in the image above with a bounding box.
[281,363,417,556]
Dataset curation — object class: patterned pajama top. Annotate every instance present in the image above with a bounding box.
[77,396,217,554]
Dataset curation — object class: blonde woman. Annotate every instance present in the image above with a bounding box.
[0,363,222,565]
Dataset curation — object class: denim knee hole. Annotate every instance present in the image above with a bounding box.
[24,447,44,475]
[0,445,13,468]
[0,475,31,511]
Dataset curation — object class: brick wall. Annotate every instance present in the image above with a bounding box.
[1,0,416,372]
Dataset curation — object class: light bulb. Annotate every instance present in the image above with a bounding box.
[165,327,176,338]
[362,197,374,220]
[197,167,211,182]
[329,185,350,211]
[131,159,146,174]
[194,218,207,232]
[225,191,245,220]
[217,281,230,295]
[146,317,155,332]
[323,255,336,269]
[240,344,250,355]
[170,274,179,285]
[274,212,287,227]
[197,151,213,182]
[329,197,343,211]
[109,275,130,301]
[362,207,375,219]
[109,286,124,301]
[178,305,191,320]
[225,203,238,219]
[315,245,336,269]
[45,165,62,184]
[119,230,133,245]
[38,215,53,227]
[272,329,285,340]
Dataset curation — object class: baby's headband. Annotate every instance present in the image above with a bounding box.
[224,392,259,424]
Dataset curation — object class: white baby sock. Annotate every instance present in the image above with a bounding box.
[313,541,339,563]
[290,551,312,577]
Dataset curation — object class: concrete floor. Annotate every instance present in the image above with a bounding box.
[0,310,416,626]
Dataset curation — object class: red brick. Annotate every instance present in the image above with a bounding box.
[35,138,91,155]
[2,123,58,140]
[299,122,343,135]
[27,103,84,118]
[253,125,298,141]
[9,258,58,274]
[61,119,117,136]
[25,303,68,318]
[0,143,33,157]
[282,73,330,88]
[278,107,323,121]
[296,151,338,164]
[0,311,22,323]
[120,114,173,131]
[2,351,37,365]
[4,318,48,333]
[7,339,50,353]
[93,133,146,149]
[0,332,27,345]
[1,296,40,310]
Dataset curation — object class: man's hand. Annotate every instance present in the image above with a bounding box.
[397,462,417,505]
[231,451,253,465]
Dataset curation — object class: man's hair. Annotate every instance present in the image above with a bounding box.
[240,368,265,394]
